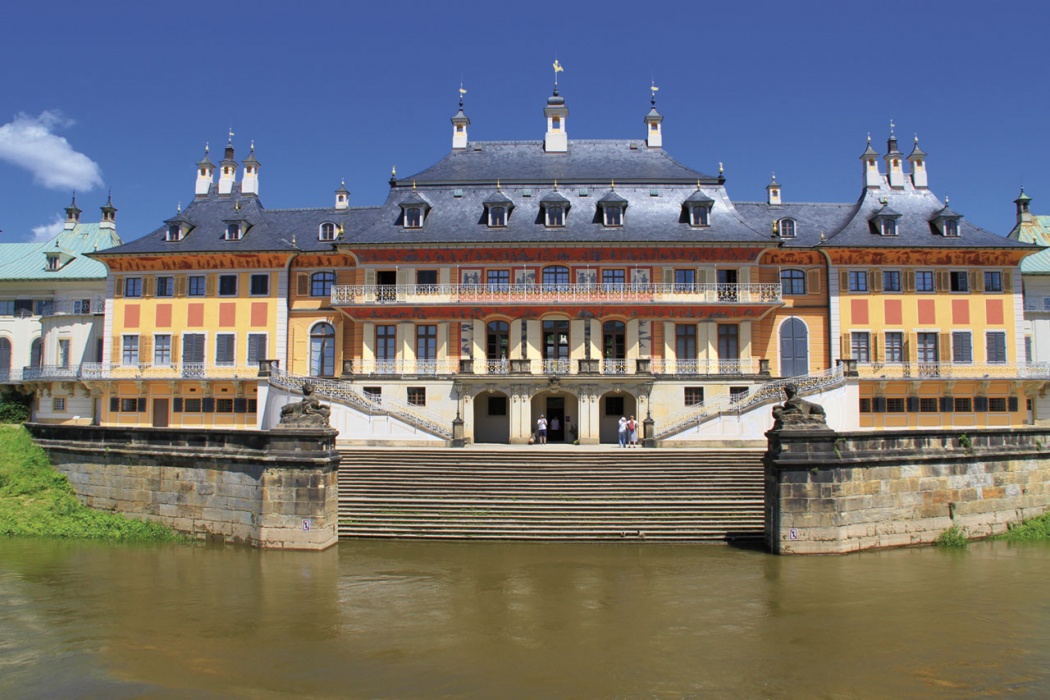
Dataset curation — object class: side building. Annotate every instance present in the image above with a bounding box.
[88,89,1041,444]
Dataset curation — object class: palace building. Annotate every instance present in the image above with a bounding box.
[72,87,1041,445]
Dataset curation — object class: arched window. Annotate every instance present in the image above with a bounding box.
[30,338,42,368]
[319,222,336,241]
[487,321,510,362]
[225,223,242,240]
[489,206,506,227]
[603,321,626,361]
[780,269,806,295]
[405,207,423,228]
[311,271,335,297]
[310,323,335,377]
[0,338,11,379]
[778,218,796,238]
[542,266,570,289]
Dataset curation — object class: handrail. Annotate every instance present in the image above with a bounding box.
[268,364,452,440]
[856,361,1050,380]
[332,282,782,306]
[655,365,846,440]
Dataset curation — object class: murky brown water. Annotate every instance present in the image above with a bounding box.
[1,538,1048,699]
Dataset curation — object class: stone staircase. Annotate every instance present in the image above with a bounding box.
[337,447,766,543]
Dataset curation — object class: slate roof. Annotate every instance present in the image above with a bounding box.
[0,223,121,280]
[401,140,718,184]
[1008,215,1050,273]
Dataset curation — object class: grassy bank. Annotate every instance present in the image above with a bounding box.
[0,426,180,541]
[994,512,1050,543]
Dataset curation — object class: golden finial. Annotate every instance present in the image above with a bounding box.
[696,179,701,190]
[412,180,417,191]
[497,178,501,191]
[177,201,181,213]
[719,162,724,175]
[610,179,615,190]
[553,179,558,190]
[391,165,397,177]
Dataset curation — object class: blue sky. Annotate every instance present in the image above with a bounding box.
[1,1,1048,243]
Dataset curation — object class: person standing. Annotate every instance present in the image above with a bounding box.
[536,414,548,445]
[618,416,628,448]
[550,415,560,441]
[628,415,638,447]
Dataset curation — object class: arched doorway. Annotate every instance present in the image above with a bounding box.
[530,390,580,443]
[598,391,638,444]
[473,391,511,444]
[310,323,335,377]
[780,317,809,377]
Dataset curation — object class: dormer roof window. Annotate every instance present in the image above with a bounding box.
[598,190,628,227]
[166,224,182,242]
[931,203,962,237]
[398,190,431,230]
[777,218,796,238]
[223,220,248,241]
[870,204,901,237]
[483,190,514,228]
[163,217,191,242]
[45,242,75,272]
[319,222,337,241]
[541,189,570,228]
[684,189,714,228]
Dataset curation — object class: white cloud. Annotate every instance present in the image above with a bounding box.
[0,111,104,191]
[31,213,65,242]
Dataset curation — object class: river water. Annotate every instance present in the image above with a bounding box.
[1,538,1048,699]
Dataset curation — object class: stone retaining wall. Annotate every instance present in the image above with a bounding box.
[764,427,1050,554]
[27,424,340,550]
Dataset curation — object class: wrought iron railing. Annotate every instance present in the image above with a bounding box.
[41,298,105,317]
[649,358,760,375]
[331,282,782,306]
[77,362,259,380]
[856,361,1050,380]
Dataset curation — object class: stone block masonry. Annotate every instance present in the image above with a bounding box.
[27,424,340,550]
[764,427,1050,554]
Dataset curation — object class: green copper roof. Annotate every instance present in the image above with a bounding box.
[0,223,121,280]
[1009,216,1050,273]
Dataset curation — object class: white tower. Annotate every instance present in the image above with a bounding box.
[860,136,881,189]
[766,174,781,205]
[451,91,470,150]
[241,142,260,196]
[335,180,350,210]
[644,84,663,149]
[63,195,81,230]
[218,138,237,195]
[544,89,568,153]
[908,135,928,189]
[884,124,905,188]
[99,193,117,231]
[195,145,215,197]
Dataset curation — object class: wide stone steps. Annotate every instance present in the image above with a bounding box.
[337,448,766,543]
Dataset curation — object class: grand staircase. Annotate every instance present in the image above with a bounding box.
[337,447,765,543]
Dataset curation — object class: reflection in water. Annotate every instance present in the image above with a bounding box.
[1,539,1048,699]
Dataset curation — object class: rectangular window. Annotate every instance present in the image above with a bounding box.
[416,270,438,288]
[122,336,139,365]
[156,276,175,297]
[674,269,695,291]
[250,273,270,296]
[718,325,740,361]
[848,270,868,292]
[859,397,872,413]
[781,269,806,295]
[183,398,203,413]
[57,338,70,368]
[952,332,973,364]
[486,270,509,289]
[247,399,258,413]
[183,333,205,364]
[885,332,904,363]
[606,396,624,416]
[188,275,206,296]
[215,334,236,365]
[218,274,238,296]
[987,331,1007,363]
[14,299,33,317]
[247,334,268,365]
[984,271,1003,293]
[416,325,437,361]
[851,332,871,363]
[917,333,939,364]
[154,335,172,365]
[675,324,697,360]
[407,387,426,406]
[602,269,626,290]
[684,387,704,406]
[487,396,507,416]
[311,272,334,297]
[52,397,66,412]
[119,398,140,412]
[124,277,143,298]
[916,270,935,293]
[363,387,382,400]
[0,301,12,315]
[1026,336,1033,363]
[376,325,397,363]
[886,397,906,413]
[920,397,939,412]
[949,271,969,292]
[73,299,92,314]
[882,270,901,292]
[215,398,234,413]
[34,299,53,316]
[729,386,749,402]
[954,397,973,412]
[988,397,1008,412]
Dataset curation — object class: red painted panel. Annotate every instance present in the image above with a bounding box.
[218,303,236,328]
[155,304,172,328]
[850,298,868,325]
[124,304,140,329]
[917,299,936,325]
[987,298,1004,325]
[187,303,204,328]
[952,299,970,324]
[251,302,268,328]
[884,299,902,325]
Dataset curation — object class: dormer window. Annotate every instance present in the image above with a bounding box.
[405,207,423,228]
[778,218,796,238]
[540,190,570,228]
[319,222,336,241]
[598,190,628,228]
[166,224,182,241]
[546,206,564,227]
[604,206,623,227]
[931,203,962,237]
[225,223,242,240]
[164,220,190,242]
[944,219,958,237]
[484,190,513,228]
[489,206,507,227]
[870,203,901,237]
[684,189,714,228]
[46,254,60,271]
[690,206,709,227]
[881,219,897,236]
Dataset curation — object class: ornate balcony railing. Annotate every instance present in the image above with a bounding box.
[650,358,760,375]
[41,298,106,317]
[77,362,259,380]
[21,365,79,381]
[331,282,782,307]
[856,361,1050,380]
[343,359,459,376]
[339,357,758,377]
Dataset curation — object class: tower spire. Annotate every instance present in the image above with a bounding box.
[452,83,470,150]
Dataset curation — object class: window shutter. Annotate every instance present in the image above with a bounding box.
[1009,396,1019,412]
[364,269,376,286]
[139,398,147,412]
[869,269,881,292]
[807,269,821,294]
[974,396,989,412]
[234,398,247,413]
[1004,270,1014,292]
[906,396,919,412]
[907,333,918,363]
[663,268,674,285]
[114,277,124,298]
[206,274,217,297]
[873,396,886,412]
[904,269,915,292]
[111,336,121,363]
[173,398,183,413]
[839,270,849,291]
[971,271,983,293]
[872,334,881,362]
[936,270,949,292]
[939,332,951,362]
[144,277,155,298]
[140,336,152,362]
[940,396,952,412]
[175,274,187,298]
[109,396,119,412]
[840,333,851,359]
[202,397,215,413]
[297,273,309,296]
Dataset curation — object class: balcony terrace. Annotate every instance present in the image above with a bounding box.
[856,362,1049,380]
